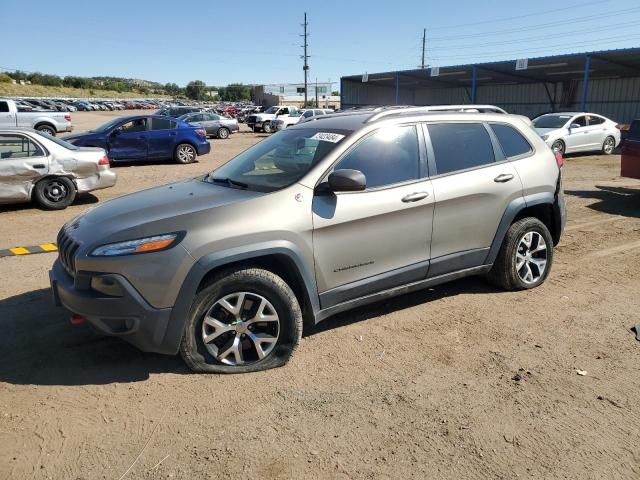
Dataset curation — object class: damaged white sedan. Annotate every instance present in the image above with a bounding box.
[0,128,116,210]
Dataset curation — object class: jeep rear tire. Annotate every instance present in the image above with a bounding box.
[262,122,272,134]
[488,217,554,291]
[179,268,303,373]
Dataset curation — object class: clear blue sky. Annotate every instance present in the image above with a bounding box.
[1,0,639,89]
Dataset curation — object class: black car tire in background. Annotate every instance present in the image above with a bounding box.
[35,124,57,136]
[217,127,230,139]
[33,177,76,210]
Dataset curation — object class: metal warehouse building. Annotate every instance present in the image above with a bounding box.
[340,48,640,123]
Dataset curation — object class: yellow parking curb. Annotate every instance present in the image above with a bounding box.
[0,244,58,258]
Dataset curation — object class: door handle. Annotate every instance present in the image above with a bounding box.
[494,173,514,183]
[33,164,46,169]
[401,191,429,203]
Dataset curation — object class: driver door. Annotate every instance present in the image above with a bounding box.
[564,115,589,152]
[312,125,434,308]
[108,118,149,161]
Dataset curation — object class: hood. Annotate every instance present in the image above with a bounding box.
[64,178,265,250]
[62,131,103,143]
[534,127,562,136]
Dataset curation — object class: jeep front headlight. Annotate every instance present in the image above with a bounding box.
[91,233,182,257]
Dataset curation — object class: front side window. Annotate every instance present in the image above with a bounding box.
[334,125,420,189]
[0,134,44,159]
[490,123,532,158]
[0,102,9,113]
[572,116,587,128]
[428,123,495,175]
[209,127,351,192]
[302,111,314,118]
[279,108,290,115]
[121,118,148,133]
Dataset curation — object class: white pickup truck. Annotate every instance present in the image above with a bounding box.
[246,105,299,133]
[0,99,73,136]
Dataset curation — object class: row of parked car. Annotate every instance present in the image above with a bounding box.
[13,98,164,113]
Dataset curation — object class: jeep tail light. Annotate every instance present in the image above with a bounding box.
[64,114,71,121]
[195,128,206,137]
[98,155,110,166]
[554,150,564,168]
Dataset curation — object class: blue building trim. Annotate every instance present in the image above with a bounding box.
[580,55,591,112]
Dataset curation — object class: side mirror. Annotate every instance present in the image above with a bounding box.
[327,169,366,192]
[111,127,122,136]
[569,123,580,130]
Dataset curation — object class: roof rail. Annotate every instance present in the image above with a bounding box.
[365,104,507,123]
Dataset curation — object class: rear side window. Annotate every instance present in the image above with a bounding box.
[0,102,9,113]
[428,123,495,175]
[629,121,640,141]
[490,123,532,158]
[335,125,420,188]
[151,117,175,130]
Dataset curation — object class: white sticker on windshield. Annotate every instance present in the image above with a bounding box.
[311,132,345,143]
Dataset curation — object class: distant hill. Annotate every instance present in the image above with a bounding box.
[0,83,170,99]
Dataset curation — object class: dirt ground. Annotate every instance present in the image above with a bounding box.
[1,110,639,479]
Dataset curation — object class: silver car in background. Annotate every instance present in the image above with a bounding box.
[178,112,239,139]
[0,128,116,210]
[533,112,621,155]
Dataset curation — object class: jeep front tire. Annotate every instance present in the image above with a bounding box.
[179,268,303,373]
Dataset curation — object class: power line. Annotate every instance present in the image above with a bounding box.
[428,34,640,62]
[427,0,608,30]
[428,6,640,42]
[433,19,640,51]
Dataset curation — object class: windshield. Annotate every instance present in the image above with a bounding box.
[265,106,279,114]
[92,118,123,133]
[34,131,79,150]
[207,127,352,192]
[533,114,572,129]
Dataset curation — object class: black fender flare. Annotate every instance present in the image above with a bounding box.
[159,241,319,354]
[485,193,555,265]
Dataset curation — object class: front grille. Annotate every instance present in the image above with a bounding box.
[57,229,80,276]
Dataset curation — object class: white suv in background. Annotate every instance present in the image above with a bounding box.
[272,109,335,131]
[533,112,620,155]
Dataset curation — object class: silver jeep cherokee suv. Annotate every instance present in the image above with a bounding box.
[50,108,566,373]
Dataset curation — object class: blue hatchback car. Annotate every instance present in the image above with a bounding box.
[63,115,211,164]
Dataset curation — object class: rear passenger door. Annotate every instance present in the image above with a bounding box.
[0,133,48,202]
[425,122,523,276]
[147,117,177,159]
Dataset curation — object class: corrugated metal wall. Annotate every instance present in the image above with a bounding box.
[342,76,640,123]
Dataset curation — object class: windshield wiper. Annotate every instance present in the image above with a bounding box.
[210,176,249,189]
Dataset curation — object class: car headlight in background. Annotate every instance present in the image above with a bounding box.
[541,135,549,141]
[91,233,182,256]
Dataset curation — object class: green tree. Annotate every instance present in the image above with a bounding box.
[0,73,12,83]
[332,91,340,96]
[164,82,182,96]
[185,80,207,100]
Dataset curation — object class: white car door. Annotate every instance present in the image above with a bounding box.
[564,115,590,152]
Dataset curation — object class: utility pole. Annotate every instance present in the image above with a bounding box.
[301,12,310,107]
[421,28,426,69]
[315,78,318,107]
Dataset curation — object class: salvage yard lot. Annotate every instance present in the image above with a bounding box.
[1,111,640,479]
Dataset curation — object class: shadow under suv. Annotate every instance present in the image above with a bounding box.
[50,107,566,373]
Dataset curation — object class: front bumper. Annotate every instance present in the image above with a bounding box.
[49,260,175,354]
